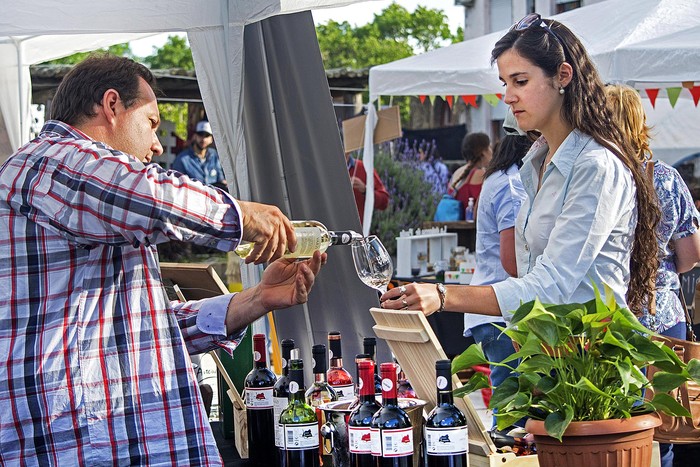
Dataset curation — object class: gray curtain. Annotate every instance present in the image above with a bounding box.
[242,11,391,378]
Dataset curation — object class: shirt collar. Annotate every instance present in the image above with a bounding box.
[40,120,92,141]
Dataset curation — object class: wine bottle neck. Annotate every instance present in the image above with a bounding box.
[330,230,362,245]
[437,390,454,405]
[330,357,343,369]
[314,372,328,384]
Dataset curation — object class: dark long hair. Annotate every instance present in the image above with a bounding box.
[491,18,660,314]
[452,132,491,189]
[50,53,158,126]
[484,135,532,179]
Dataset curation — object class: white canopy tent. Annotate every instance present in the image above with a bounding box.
[0,0,375,201]
[361,0,700,230]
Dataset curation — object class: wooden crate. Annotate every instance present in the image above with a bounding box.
[370,307,538,466]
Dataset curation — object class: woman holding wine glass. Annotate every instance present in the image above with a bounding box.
[351,235,393,294]
[379,14,659,323]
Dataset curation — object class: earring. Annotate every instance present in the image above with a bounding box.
[559,87,565,95]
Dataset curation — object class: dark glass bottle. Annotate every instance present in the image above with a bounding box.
[363,337,383,395]
[305,344,338,465]
[244,333,277,466]
[370,362,413,467]
[327,331,355,401]
[348,359,383,467]
[396,364,417,399]
[424,360,468,467]
[278,359,320,467]
[274,339,296,466]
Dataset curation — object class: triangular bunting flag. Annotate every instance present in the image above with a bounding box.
[666,87,682,108]
[496,93,503,100]
[445,95,454,108]
[483,94,500,107]
[690,86,700,107]
[429,95,436,105]
[461,95,478,108]
[682,81,695,89]
[419,95,427,104]
[645,89,660,108]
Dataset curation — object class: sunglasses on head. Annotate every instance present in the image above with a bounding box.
[511,13,567,57]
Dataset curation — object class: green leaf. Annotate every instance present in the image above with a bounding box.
[652,371,690,393]
[687,359,700,384]
[453,371,490,398]
[527,316,562,348]
[650,393,692,417]
[509,299,538,324]
[495,410,530,430]
[535,375,559,394]
[515,355,555,374]
[489,377,521,410]
[544,407,574,441]
[451,344,487,373]
[569,376,614,399]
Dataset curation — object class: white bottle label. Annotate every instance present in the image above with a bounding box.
[425,426,468,455]
[245,387,274,409]
[370,427,381,456]
[349,426,373,454]
[293,227,324,257]
[273,396,287,447]
[332,383,355,401]
[380,427,413,457]
[283,422,319,450]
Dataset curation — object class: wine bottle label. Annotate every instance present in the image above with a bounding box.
[348,426,373,454]
[282,357,288,369]
[379,427,413,457]
[425,426,468,455]
[274,422,285,449]
[370,427,381,456]
[245,387,274,409]
[273,396,287,428]
[282,422,319,450]
[331,383,355,401]
[292,227,324,256]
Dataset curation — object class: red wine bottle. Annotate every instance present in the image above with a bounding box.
[327,331,355,401]
[348,359,382,467]
[363,337,383,395]
[274,339,296,466]
[370,362,413,467]
[278,358,320,467]
[245,333,277,466]
[424,360,468,467]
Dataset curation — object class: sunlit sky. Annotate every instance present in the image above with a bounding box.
[128,1,465,57]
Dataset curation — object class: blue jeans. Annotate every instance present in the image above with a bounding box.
[470,322,520,428]
[658,321,687,467]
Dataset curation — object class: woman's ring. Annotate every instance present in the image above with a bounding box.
[399,285,407,294]
[402,298,408,307]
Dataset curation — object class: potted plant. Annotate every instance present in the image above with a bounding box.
[452,285,700,466]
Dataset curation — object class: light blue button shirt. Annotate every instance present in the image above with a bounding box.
[465,164,526,335]
[491,130,637,318]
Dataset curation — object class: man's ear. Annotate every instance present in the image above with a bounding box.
[558,62,573,89]
[100,89,120,125]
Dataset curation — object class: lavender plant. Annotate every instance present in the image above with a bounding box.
[369,138,442,257]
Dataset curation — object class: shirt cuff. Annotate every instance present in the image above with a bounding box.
[490,279,521,322]
[220,190,244,247]
[196,293,236,337]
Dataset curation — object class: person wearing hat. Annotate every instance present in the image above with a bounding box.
[172,120,228,190]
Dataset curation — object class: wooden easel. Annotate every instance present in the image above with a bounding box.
[370,307,538,466]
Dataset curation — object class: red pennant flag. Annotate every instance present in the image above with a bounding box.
[445,95,454,108]
[461,95,478,108]
[496,93,503,100]
[645,89,660,108]
[419,95,427,104]
[690,86,700,107]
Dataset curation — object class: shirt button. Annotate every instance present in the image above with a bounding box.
[524,243,529,251]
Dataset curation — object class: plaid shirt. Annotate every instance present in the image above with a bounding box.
[0,121,246,466]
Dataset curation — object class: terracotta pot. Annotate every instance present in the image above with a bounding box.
[525,413,662,467]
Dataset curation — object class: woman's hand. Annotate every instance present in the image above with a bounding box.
[379,282,442,317]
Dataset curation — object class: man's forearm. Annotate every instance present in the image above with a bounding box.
[224,286,266,335]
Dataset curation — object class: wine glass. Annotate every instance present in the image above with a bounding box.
[351,235,394,294]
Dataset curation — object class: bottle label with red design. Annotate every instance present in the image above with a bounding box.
[349,426,373,454]
[245,387,274,409]
[379,427,413,457]
[425,426,468,455]
[332,383,355,401]
[282,422,320,450]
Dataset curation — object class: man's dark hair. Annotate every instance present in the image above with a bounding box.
[50,53,158,126]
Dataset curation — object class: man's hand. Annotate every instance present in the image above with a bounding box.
[350,176,366,194]
[225,251,327,334]
[238,201,296,264]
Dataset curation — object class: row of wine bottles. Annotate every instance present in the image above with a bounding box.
[244,333,468,467]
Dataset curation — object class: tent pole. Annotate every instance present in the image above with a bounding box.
[15,37,25,147]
